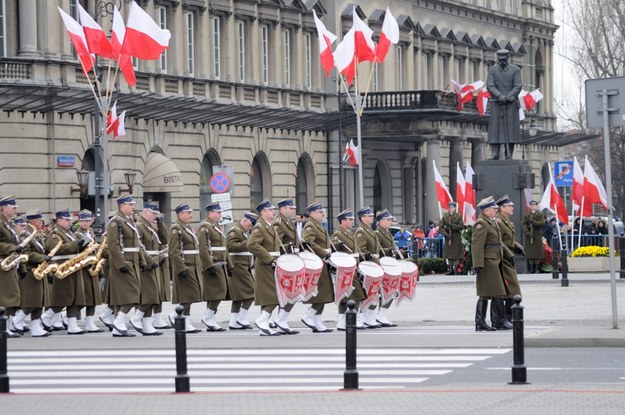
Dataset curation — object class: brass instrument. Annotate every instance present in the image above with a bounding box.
[88,235,107,276]
[54,241,99,280]
[33,238,63,280]
[1,224,37,271]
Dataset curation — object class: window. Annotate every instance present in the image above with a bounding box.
[212,17,221,78]
[304,33,312,89]
[499,0,506,13]
[158,7,167,71]
[132,56,139,70]
[372,63,379,91]
[439,55,446,88]
[396,45,403,90]
[237,21,246,82]
[261,25,269,84]
[283,29,291,86]
[0,0,6,57]
[458,58,465,83]
[185,12,194,75]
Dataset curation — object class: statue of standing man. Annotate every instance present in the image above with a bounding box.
[486,49,522,160]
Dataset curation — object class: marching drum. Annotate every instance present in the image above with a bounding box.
[274,254,305,308]
[379,256,403,305]
[298,251,324,302]
[357,261,384,309]
[396,260,419,305]
[327,252,357,304]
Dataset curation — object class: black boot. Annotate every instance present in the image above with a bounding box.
[504,298,513,323]
[445,265,454,275]
[475,299,495,331]
[491,298,512,330]
[489,144,500,160]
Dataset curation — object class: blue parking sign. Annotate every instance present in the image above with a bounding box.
[554,161,574,187]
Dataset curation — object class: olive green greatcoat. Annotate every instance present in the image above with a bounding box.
[247,219,281,306]
[46,225,86,307]
[226,221,255,301]
[376,226,398,258]
[198,219,232,301]
[21,228,49,308]
[331,227,366,302]
[521,210,546,259]
[274,213,299,252]
[497,214,522,297]
[136,217,163,305]
[169,220,203,304]
[471,213,510,298]
[354,223,382,264]
[106,213,146,306]
[156,221,172,302]
[439,212,465,260]
[73,227,102,307]
[302,217,334,304]
[0,214,20,308]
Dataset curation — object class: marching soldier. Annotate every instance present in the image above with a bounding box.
[198,203,233,332]
[471,196,511,331]
[300,202,334,333]
[354,206,382,328]
[521,200,546,273]
[439,202,465,275]
[375,209,399,327]
[0,196,22,337]
[331,209,366,330]
[168,202,203,333]
[153,212,172,329]
[41,209,91,335]
[98,210,117,331]
[248,200,281,336]
[130,202,165,336]
[226,212,258,330]
[272,198,300,334]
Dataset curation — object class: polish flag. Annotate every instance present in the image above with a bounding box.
[352,9,376,62]
[572,157,592,216]
[523,88,543,111]
[464,162,477,225]
[456,162,465,217]
[374,7,399,63]
[58,7,94,75]
[523,188,533,214]
[539,167,568,225]
[433,160,453,209]
[111,7,136,86]
[115,110,127,138]
[122,1,171,60]
[77,3,113,58]
[450,80,484,111]
[342,139,359,166]
[312,10,337,78]
[106,101,119,136]
[333,28,357,86]
[583,155,609,210]
[476,89,490,116]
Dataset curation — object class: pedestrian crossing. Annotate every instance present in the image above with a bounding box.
[7,348,510,393]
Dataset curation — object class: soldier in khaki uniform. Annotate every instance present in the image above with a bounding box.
[521,200,546,273]
[0,196,23,337]
[354,206,382,328]
[153,212,171,329]
[247,200,281,336]
[332,209,366,330]
[168,203,203,333]
[375,209,399,327]
[439,202,465,275]
[301,202,334,333]
[226,212,257,330]
[197,203,233,332]
[130,202,164,336]
[471,196,511,331]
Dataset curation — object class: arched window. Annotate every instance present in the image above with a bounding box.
[373,160,392,214]
[199,150,221,212]
[295,153,315,211]
[534,48,544,113]
[250,153,271,210]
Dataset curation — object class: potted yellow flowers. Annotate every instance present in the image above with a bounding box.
[568,246,612,272]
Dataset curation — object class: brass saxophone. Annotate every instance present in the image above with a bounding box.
[33,238,63,280]
[54,241,100,280]
[1,224,37,271]
[88,235,107,276]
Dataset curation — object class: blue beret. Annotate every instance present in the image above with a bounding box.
[55,209,72,220]
[244,212,258,225]
[205,203,222,213]
[306,202,324,214]
[357,206,374,217]
[0,196,18,207]
[175,203,193,214]
[277,199,296,209]
[78,209,94,220]
[337,210,355,221]
[256,200,276,213]
[116,195,136,205]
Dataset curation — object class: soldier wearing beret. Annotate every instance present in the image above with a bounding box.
[354,206,382,328]
[521,200,546,273]
[439,201,465,275]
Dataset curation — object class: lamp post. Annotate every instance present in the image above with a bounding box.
[119,171,137,195]
[71,170,90,195]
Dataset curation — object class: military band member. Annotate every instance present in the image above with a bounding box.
[226,212,258,330]
[98,210,117,331]
[0,196,22,337]
[130,202,165,336]
[332,209,366,330]
[354,206,382,328]
[197,203,232,332]
[153,212,172,329]
[301,202,334,333]
[375,209,399,327]
[471,197,510,331]
[272,198,300,334]
[41,209,91,335]
[521,200,546,274]
[439,202,465,275]
[168,203,203,333]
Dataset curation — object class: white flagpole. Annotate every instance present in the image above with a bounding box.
[577,197,585,250]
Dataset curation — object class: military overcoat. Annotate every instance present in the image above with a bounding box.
[136,216,162,305]
[354,223,382,264]
[471,213,509,298]
[74,227,102,307]
[0,214,20,308]
[302,217,334,304]
[247,219,281,306]
[21,228,50,308]
[497,214,522,297]
[486,62,522,144]
[376,226,398,258]
[274,213,299,253]
[46,225,86,307]
[439,212,465,260]
[331,227,366,302]
[156,221,172,302]
[226,221,255,301]
[198,219,231,301]
[521,210,546,259]
[169,220,203,304]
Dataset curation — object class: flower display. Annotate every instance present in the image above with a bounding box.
[570,246,611,258]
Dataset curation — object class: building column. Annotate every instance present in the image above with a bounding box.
[470,136,486,165]
[449,137,463,201]
[425,139,441,224]
[18,0,39,57]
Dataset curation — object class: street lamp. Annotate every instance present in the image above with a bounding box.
[70,170,90,195]
[119,171,137,195]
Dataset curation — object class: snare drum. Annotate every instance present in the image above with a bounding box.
[274,254,305,307]
[379,256,402,305]
[396,260,419,305]
[328,252,357,304]
[298,251,324,302]
[357,260,384,310]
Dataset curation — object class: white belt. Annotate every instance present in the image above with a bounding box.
[269,251,280,257]
[182,250,199,255]
[324,248,331,255]
[230,252,253,257]
[349,253,359,258]
[51,255,74,261]
[145,250,160,255]
[371,254,379,258]
[210,247,226,252]
[123,247,140,253]
[293,248,300,253]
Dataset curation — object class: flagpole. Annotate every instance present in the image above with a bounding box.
[577,197,584,250]
[356,94,364,208]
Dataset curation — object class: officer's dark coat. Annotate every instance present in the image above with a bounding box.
[169,219,203,304]
[521,210,547,259]
[302,217,334,304]
[247,219,281,306]
[226,221,255,301]
[439,212,465,260]
[471,213,509,298]
[486,62,522,144]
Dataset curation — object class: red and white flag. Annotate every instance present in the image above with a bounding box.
[523,88,543,111]
[112,6,136,87]
[333,28,357,86]
[433,160,453,209]
[77,3,113,58]
[464,162,477,225]
[312,10,337,78]
[58,7,94,75]
[572,157,591,216]
[450,80,484,111]
[106,101,126,138]
[352,8,376,63]
[122,1,171,60]
[539,167,568,225]
[374,7,399,63]
[476,89,490,116]
[342,139,359,166]
[583,155,609,210]
[456,162,465,217]
[523,188,533,214]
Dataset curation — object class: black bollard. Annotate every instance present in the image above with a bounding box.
[620,237,625,279]
[561,249,569,287]
[0,307,9,393]
[342,300,359,390]
[551,236,559,279]
[509,296,529,385]
[174,305,190,393]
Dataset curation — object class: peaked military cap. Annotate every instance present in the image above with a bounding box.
[243,212,258,225]
[116,195,136,205]
[477,196,498,210]
[205,202,222,212]
[496,195,514,206]
[256,200,276,213]
[277,199,296,209]
[306,202,324,214]
[0,196,18,207]
[357,206,374,217]
[175,203,193,214]
[55,209,72,219]
[26,209,43,220]
[144,201,160,213]
[337,209,355,221]
[78,209,94,220]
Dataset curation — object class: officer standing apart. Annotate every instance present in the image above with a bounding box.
[486,49,522,160]
[354,206,382,328]
[0,196,25,337]
[471,197,510,331]
[521,200,546,274]
[439,202,465,275]
[301,202,334,333]
[226,212,258,330]
[375,209,399,327]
